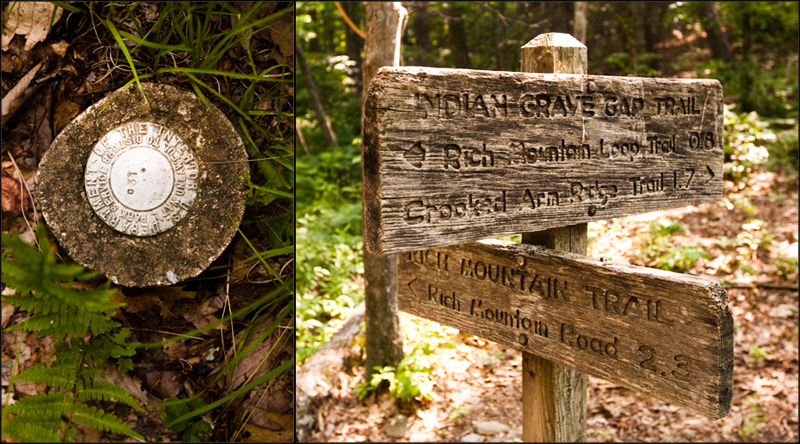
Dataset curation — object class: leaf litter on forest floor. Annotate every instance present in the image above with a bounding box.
[1,2,63,51]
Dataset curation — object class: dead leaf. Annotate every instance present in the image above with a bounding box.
[1,60,43,126]
[1,174,30,214]
[52,97,79,136]
[1,54,13,73]
[1,2,64,51]
[243,420,292,443]
[2,300,16,329]
[103,360,158,409]
[266,11,293,58]
[247,407,292,431]
[50,40,69,57]
[231,3,278,52]
[110,287,165,314]
[163,340,188,360]
[141,3,159,22]
[157,286,199,302]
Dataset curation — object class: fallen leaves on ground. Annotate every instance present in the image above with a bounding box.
[1,2,63,51]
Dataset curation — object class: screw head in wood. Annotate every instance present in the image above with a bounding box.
[588,205,597,216]
[588,81,597,92]
[519,334,528,346]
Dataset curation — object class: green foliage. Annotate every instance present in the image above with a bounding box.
[634,218,710,272]
[296,123,364,362]
[1,225,142,442]
[774,254,798,280]
[162,396,213,442]
[724,108,775,183]
[740,395,768,440]
[736,219,772,260]
[353,318,456,402]
[749,345,768,362]
[295,4,366,362]
[71,404,142,438]
[449,403,470,424]
[652,246,711,272]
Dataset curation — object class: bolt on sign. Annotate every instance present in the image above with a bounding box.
[398,240,733,419]
[362,67,723,255]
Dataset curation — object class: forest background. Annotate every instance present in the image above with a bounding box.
[296,2,798,442]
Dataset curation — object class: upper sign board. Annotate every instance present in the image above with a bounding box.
[363,67,724,255]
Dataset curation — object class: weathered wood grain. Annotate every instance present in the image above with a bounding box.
[362,67,724,255]
[397,240,733,419]
[520,33,588,443]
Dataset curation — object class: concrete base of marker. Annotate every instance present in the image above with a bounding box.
[35,83,248,287]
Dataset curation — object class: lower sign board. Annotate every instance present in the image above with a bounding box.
[363,67,723,255]
[398,240,733,419]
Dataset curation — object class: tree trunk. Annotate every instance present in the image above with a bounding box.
[493,2,507,70]
[342,1,364,99]
[545,2,571,34]
[573,2,587,44]
[321,3,336,53]
[308,9,320,53]
[412,4,432,66]
[520,33,588,443]
[740,3,755,112]
[700,2,733,63]
[627,2,638,75]
[642,1,665,72]
[296,43,338,147]
[361,2,408,379]
[447,3,470,68]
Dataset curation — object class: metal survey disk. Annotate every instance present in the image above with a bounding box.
[36,83,248,287]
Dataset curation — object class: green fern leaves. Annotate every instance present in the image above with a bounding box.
[2,226,122,339]
[2,225,143,442]
[72,404,144,439]
[9,363,77,391]
[76,379,143,412]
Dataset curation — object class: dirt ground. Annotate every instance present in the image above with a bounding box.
[304,170,798,442]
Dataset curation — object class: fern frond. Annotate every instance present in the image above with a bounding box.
[3,391,75,417]
[76,379,143,412]
[117,358,133,376]
[9,363,77,391]
[9,309,120,338]
[71,404,144,439]
[2,229,120,315]
[63,427,78,442]
[1,418,64,443]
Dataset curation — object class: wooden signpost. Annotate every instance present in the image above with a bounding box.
[362,64,724,256]
[398,240,733,420]
[361,33,733,440]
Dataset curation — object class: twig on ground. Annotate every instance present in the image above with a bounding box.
[722,282,799,291]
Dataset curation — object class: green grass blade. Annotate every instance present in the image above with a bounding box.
[250,184,292,199]
[102,19,148,106]
[50,1,81,13]
[207,304,290,389]
[225,211,283,283]
[185,73,270,139]
[117,30,192,53]
[165,358,292,428]
[157,67,289,82]
[136,281,289,348]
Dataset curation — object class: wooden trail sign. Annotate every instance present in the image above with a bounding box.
[362,67,724,255]
[398,240,734,419]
